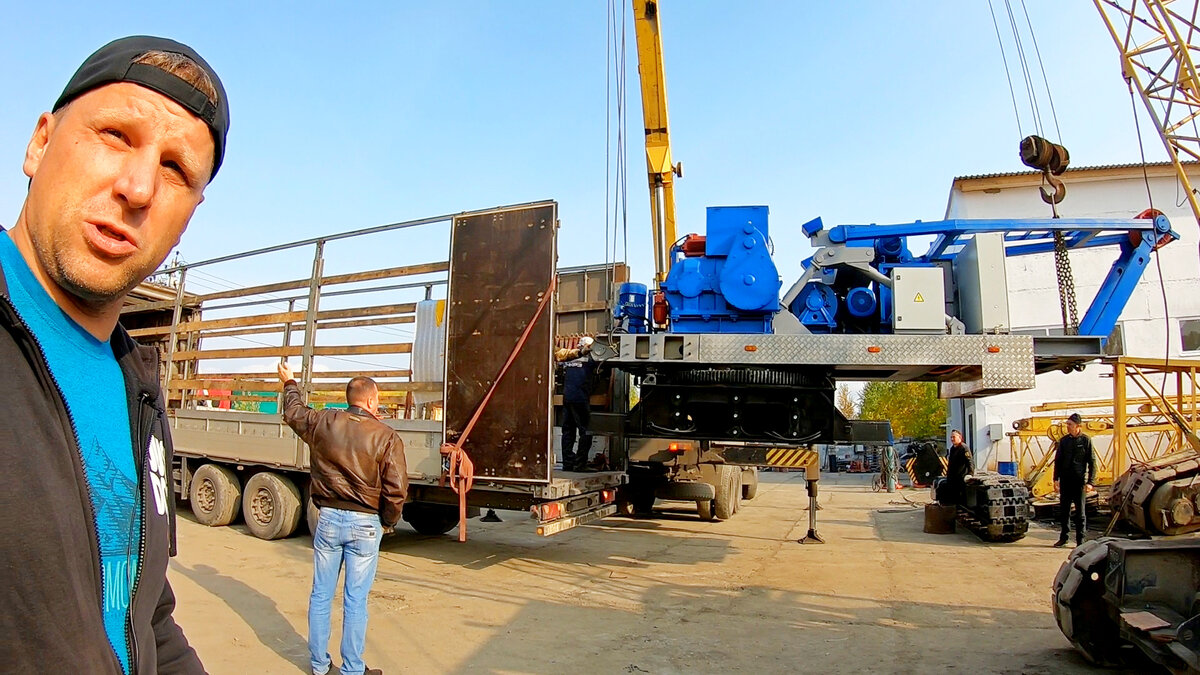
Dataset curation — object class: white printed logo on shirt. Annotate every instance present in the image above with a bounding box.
[147,436,168,516]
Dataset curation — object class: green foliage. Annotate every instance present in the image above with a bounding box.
[857,381,946,438]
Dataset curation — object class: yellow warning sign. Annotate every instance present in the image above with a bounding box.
[914,293,925,303]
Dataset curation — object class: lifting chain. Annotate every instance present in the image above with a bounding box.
[1053,231,1079,336]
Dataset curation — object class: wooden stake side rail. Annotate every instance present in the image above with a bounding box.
[170,343,412,361]
[123,261,448,314]
[167,379,441,393]
[188,369,412,380]
[127,302,419,337]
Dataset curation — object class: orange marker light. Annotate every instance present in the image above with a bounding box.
[867,346,882,353]
[744,345,758,352]
[987,346,1001,353]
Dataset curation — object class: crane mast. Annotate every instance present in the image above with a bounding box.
[632,0,681,286]
[1094,0,1200,230]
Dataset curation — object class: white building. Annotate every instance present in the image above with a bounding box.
[944,162,1200,470]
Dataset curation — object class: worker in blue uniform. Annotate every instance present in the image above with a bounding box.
[556,337,597,472]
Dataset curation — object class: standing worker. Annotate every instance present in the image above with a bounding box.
[1053,413,1096,548]
[0,35,230,672]
[555,336,597,471]
[942,429,973,505]
[279,363,408,675]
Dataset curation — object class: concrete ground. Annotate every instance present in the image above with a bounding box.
[170,472,1125,674]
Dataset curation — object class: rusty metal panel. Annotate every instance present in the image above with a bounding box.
[555,263,628,337]
[443,202,557,482]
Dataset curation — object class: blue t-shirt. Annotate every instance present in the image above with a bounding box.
[0,233,138,673]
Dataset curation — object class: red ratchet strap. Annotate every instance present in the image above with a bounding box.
[440,276,557,542]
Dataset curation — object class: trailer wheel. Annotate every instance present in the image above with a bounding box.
[696,499,715,521]
[742,468,759,501]
[306,494,321,536]
[403,503,460,536]
[631,492,656,515]
[731,470,742,514]
[242,472,302,540]
[714,465,737,520]
[189,463,241,526]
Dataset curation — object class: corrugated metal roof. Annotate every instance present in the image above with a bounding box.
[954,160,1199,182]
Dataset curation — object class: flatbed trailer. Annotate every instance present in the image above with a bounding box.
[124,202,624,541]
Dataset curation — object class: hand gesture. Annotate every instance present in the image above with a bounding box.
[278,360,296,383]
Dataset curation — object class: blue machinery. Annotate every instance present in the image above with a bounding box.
[617,206,1178,346]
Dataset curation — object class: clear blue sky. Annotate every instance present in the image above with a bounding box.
[0,1,1170,290]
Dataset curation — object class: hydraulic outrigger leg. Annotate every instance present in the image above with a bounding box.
[799,451,824,544]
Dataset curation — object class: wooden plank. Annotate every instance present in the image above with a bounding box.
[443,202,556,482]
[123,262,446,314]
[189,315,415,341]
[191,370,411,380]
[195,261,448,303]
[171,343,412,361]
[127,302,419,337]
[171,379,442,393]
[556,300,610,313]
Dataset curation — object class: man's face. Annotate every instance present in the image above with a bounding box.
[1066,421,1081,437]
[951,432,963,446]
[20,82,212,308]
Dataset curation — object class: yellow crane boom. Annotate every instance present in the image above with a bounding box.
[633,0,682,285]
[1093,0,1200,231]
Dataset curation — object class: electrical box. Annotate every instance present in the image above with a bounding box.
[986,423,1004,441]
[891,267,946,333]
[954,233,1010,334]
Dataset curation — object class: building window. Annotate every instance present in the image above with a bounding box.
[1181,319,1200,352]
[1104,323,1125,356]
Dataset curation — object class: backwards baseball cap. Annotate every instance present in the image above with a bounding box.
[53,35,230,181]
[1067,413,1083,424]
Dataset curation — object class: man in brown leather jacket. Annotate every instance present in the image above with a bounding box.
[278,362,407,675]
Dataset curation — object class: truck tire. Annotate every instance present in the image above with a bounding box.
[306,494,321,536]
[714,465,737,520]
[697,499,715,521]
[731,470,742,513]
[189,463,241,526]
[242,472,303,540]
[403,503,460,536]
[742,468,759,501]
[632,493,656,515]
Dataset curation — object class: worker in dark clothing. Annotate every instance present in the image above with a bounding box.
[1054,413,1096,547]
[556,337,597,471]
[942,429,973,505]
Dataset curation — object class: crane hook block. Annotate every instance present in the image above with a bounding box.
[1020,135,1070,175]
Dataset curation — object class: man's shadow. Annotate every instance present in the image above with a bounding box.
[174,562,309,671]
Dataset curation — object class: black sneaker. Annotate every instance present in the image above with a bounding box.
[365,668,383,675]
[1052,537,1068,548]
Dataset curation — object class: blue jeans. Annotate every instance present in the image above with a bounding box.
[309,507,383,675]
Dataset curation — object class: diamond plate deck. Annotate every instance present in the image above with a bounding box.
[613,333,1038,396]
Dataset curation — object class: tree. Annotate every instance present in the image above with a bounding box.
[835,383,857,419]
[857,381,947,438]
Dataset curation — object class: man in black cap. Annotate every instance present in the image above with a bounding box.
[0,36,228,672]
[1053,413,1096,547]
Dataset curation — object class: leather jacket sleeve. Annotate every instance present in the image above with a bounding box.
[282,380,320,444]
[379,433,408,527]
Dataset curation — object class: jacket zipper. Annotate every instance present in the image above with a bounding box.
[0,297,122,672]
[125,391,155,674]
